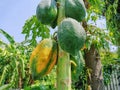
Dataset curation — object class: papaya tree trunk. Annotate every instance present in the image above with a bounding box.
[56,0,71,90]
[57,48,71,90]
[84,45,104,90]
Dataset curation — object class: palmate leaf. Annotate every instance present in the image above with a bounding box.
[85,25,111,50]
[0,29,15,44]
[22,15,50,46]
[89,0,104,13]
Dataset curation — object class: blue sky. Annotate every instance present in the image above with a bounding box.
[0,0,40,42]
[0,0,106,43]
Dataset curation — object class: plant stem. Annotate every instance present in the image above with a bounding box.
[57,47,71,90]
[57,0,71,90]
[56,0,71,90]
[57,0,65,25]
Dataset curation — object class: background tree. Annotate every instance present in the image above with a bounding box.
[104,0,120,58]
[78,0,115,90]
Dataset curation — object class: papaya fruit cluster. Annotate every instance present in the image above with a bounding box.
[36,0,86,55]
[30,0,87,78]
[36,0,86,29]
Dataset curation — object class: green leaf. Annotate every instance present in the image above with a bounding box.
[0,84,11,90]
[0,29,15,44]
[22,15,50,46]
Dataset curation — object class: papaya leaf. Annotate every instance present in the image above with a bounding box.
[85,25,112,50]
[22,15,50,46]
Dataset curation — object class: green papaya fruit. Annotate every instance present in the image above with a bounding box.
[70,51,84,83]
[65,0,86,22]
[36,0,57,25]
[57,18,86,56]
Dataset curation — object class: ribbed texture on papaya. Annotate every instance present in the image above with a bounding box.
[65,0,86,22]
[57,18,86,56]
[30,39,57,78]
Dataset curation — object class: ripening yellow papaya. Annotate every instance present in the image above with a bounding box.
[30,39,57,78]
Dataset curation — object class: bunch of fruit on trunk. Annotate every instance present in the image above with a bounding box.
[30,0,87,80]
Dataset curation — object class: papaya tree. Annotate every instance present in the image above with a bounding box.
[22,1,106,90]
[26,0,87,90]
[22,0,117,90]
